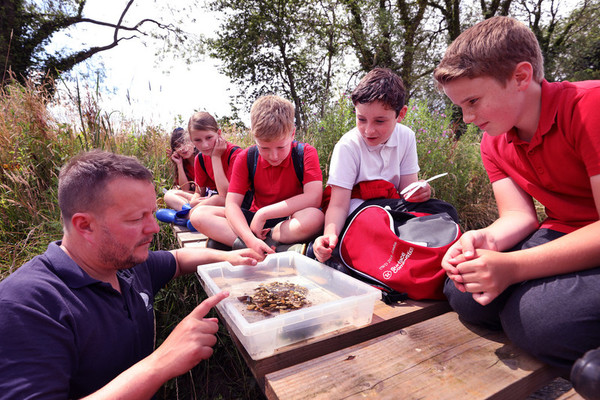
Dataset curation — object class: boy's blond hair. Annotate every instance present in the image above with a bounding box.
[250,95,295,141]
[434,16,544,87]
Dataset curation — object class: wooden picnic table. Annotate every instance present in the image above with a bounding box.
[174,225,582,400]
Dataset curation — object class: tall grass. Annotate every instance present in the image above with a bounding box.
[0,78,495,399]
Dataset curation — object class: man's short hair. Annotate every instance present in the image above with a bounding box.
[58,150,153,223]
[250,95,295,141]
[433,16,544,87]
[351,68,406,116]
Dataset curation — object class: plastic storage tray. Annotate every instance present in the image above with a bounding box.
[196,252,381,359]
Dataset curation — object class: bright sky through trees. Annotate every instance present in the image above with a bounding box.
[51,0,241,130]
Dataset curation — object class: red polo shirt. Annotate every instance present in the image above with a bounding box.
[481,80,600,233]
[194,142,241,190]
[228,142,322,211]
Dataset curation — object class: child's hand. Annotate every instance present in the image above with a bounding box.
[249,211,268,239]
[401,181,431,202]
[212,136,227,157]
[170,151,183,165]
[442,230,493,285]
[314,234,338,263]
[248,236,275,257]
[226,248,263,265]
[442,229,507,305]
[453,249,514,306]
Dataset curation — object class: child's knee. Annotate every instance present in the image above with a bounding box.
[444,278,503,330]
[294,208,324,234]
[190,206,216,227]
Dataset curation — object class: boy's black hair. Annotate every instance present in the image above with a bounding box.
[351,68,406,116]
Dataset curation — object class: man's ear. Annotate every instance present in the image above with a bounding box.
[513,62,534,90]
[397,105,409,122]
[70,212,95,238]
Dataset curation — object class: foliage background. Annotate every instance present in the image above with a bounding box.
[3,0,594,398]
[0,76,498,398]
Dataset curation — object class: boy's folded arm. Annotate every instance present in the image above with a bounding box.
[484,177,540,250]
[469,175,600,285]
[257,180,324,221]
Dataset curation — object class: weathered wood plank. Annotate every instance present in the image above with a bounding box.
[177,231,207,247]
[557,388,585,400]
[219,299,452,390]
[170,222,208,247]
[264,312,558,400]
[182,240,207,248]
[171,224,189,234]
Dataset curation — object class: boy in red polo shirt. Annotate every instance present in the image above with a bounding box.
[195,95,324,257]
[434,16,600,398]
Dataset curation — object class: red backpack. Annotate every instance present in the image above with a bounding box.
[336,200,461,302]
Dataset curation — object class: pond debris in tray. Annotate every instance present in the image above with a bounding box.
[238,281,311,315]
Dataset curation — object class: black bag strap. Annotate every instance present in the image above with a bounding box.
[199,145,241,176]
[247,141,305,191]
[228,145,241,164]
[198,154,207,175]
[291,141,305,185]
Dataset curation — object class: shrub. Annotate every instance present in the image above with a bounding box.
[305,92,355,183]
[403,100,498,230]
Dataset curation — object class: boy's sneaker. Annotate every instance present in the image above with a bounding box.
[175,203,192,217]
[156,208,188,227]
[571,347,600,400]
[232,237,247,250]
[276,243,306,254]
[206,239,232,251]
[263,233,280,249]
[186,219,197,232]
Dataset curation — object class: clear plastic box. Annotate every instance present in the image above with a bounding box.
[196,252,381,359]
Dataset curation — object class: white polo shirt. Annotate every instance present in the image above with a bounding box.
[327,123,420,213]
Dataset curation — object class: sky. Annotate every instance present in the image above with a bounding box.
[51,0,241,131]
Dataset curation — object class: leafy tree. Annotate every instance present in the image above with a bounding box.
[538,0,600,81]
[340,0,443,100]
[1,0,188,88]
[206,0,344,130]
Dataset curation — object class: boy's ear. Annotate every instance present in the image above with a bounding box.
[291,127,296,140]
[513,62,534,90]
[397,105,408,122]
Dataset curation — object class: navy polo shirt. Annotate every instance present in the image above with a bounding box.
[0,241,176,399]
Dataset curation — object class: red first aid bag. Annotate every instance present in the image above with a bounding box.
[338,203,461,301]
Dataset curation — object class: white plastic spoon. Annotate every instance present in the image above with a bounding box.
[400,172,448,200]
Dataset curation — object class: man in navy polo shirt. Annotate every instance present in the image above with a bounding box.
[0,150,261,399]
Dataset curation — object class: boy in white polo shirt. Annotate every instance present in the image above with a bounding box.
[313,68,433,263]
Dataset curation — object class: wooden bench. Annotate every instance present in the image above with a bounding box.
[265,312,560,399]
[172,224,208,248]
[174,224,582,399]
